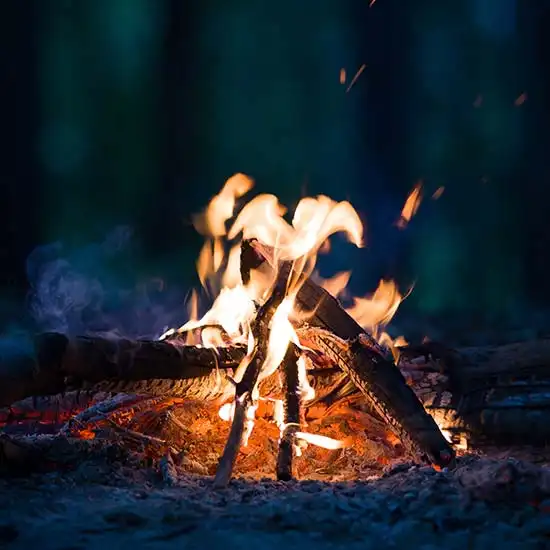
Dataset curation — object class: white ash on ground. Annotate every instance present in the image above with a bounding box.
[2,440,550,549]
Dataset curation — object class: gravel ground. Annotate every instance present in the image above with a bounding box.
[2,450,550,550]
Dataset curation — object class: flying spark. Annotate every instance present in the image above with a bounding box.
[346,64,366,93]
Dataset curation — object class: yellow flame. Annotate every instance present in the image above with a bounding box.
[432,186,445,200]
[297,355,316,402]
[430,410,469,452]
[294,432,344,450]
[229,194,363,262]
[346,279,402,337]
[193,173,254,238]
[178,286,256,346]
[259,297,299,382]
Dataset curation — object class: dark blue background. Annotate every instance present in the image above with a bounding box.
[2,0,550,342]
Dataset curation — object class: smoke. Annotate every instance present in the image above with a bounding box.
[25,226,187,339]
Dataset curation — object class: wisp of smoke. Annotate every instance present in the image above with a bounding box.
[25,226,186,339]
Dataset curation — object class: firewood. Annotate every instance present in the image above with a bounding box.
[214,275,288,488]
[276,344,301,481]
[0,333,247,407]
[422,339,550,445]
[241,239,456,468]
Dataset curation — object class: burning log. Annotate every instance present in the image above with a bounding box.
[213,280,287,488]
[276,344,301,481]
[241,239,456,469]
[0,332,246,407]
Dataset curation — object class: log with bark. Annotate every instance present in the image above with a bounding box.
[403,339,550,446]
[0,333,246,407]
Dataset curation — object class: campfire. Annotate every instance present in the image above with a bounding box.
[3,174,550,485]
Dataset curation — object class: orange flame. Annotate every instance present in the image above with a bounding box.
[346,279,403,336]
[396,181,423,229]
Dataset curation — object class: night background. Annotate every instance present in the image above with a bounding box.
[2,0,550,343]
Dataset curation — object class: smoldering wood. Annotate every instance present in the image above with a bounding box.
[58,394,161,435]
[276,344,301,481]
[241,239,456,468]
[0,392,97,433]
[0,333,247,407]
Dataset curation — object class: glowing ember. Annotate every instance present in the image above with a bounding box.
[339,68,346,85]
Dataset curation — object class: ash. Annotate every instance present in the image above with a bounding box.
[2,441,550,549]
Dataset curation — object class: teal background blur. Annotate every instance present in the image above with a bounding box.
[2,0,550,340]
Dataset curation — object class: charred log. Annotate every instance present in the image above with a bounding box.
[0,333,247,407]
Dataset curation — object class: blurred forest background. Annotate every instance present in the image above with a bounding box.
[1,0,550,341]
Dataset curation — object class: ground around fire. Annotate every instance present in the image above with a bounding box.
[2,440,550,550]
